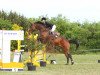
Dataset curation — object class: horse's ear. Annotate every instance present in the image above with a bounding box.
[28,28,30,31]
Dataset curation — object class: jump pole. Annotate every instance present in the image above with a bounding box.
[32,34,48,66]
[18,40,21,52]
[25,34,49,67]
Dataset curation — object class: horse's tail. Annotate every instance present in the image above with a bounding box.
[68,39,80,50]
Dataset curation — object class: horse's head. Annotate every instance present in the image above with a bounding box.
[27,23,36,39]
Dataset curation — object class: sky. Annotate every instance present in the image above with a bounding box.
[0,0,100,22]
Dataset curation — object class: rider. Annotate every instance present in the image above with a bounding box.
[41,17,56,34]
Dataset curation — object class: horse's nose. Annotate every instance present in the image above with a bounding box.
[27,37,29,40]
[27,36,30,40]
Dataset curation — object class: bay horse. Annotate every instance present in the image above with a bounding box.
[28,21,79,65]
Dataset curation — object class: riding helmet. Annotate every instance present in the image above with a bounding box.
[41,17,46,21]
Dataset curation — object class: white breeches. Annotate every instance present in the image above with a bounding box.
[51,25,56,32]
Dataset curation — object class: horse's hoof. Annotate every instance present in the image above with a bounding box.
[71,62,74,65]
[65,63,69,65]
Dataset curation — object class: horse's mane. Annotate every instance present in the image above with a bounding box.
[34,21,49,30]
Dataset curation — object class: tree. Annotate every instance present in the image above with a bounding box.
[0,10,7,20]
[0,18,12,30]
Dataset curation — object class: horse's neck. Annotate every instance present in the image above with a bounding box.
[47,34,55,40]
[38,27,50,33]
[35,24,45,31]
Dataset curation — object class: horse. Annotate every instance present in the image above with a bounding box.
[28,21,79,65]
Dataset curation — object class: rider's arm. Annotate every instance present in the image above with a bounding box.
[45,22,53,29]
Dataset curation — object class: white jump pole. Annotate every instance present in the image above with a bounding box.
[0,30,3,64]
[0,30,24,71]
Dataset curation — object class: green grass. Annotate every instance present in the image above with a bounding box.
[0,53,100,75]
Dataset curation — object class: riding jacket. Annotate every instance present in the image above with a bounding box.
[44,21,53,29]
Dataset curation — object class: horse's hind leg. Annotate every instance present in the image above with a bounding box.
[68,53,74,65]
[64,53,69,65]
[66,55,69,65]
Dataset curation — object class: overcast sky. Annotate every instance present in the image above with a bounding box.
[0,0,100,22]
